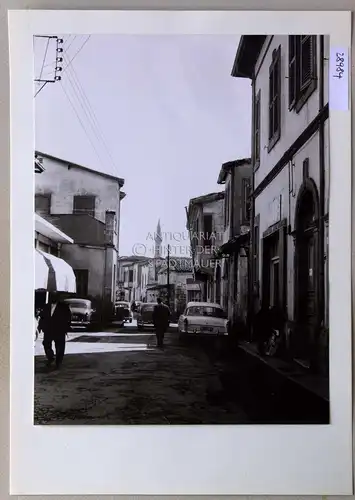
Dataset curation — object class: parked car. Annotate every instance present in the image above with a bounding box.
[177,301,229,338]
[114,301,133,323]
[63,298,95,330]
[136,302,159,330]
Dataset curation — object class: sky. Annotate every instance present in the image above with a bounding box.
[34,34,251,258]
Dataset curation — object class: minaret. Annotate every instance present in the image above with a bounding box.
[154,219,162,258]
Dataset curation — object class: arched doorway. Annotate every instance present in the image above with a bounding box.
[215,263,221,304]
[294,179,320,368]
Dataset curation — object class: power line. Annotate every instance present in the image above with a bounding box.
[38,37,50,81]
[62,35,91,74]
[65,35,77,52]
[60,81,107,171]
[62,53,117,172]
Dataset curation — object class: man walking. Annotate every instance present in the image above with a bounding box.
[38,294,72,370]
[152,297,170,348]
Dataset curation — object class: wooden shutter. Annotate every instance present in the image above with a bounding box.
[300,35,315,91]
[254,91,261,163]
[288,36,298,108]
[35,194,51,216]
[73,195,95,217]
[203,214,213,246]
[242,179,251,223]
[269,47,281,140]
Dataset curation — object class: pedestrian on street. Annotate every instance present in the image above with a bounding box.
[38,293,72,370]
[34,308,41,342]
[152,297,170,348]
[253,303,273,356]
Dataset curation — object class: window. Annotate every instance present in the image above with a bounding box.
[254,90,261,167]
[73,195,96,217]
[288,35,317,111]
[128,270,133,282]
[203,214,213,247]
[74,269,89,297]
[35,194,51,216]
[242,178,251,223]
[224,184,230,229]
[268,46,281,150]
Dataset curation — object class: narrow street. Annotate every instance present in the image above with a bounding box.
[34,321,329,425]
[34,322,248,425]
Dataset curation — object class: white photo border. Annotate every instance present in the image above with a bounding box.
[8,9,352,496]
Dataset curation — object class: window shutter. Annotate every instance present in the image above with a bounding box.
[35,194,51,216]
[268,46,281,141]
[73,195,96,217]
[300,35,314,91]
[288,36,297,108]
[268,64,274,140]
[254,91,261,163]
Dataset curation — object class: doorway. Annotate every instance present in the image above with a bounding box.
[294,184,319,368]
[215,263,221,304]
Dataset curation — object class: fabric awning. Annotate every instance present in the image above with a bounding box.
[215,232,250,257]
[35,249,76,293]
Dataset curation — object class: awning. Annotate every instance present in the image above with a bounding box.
[35,249,76,293]
[194,266,214,280]
[215,232,250,257]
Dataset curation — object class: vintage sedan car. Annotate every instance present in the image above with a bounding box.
[136,302,158,330]
[114,301,133,323]
[63,298,95,330]
[178,301,229,337]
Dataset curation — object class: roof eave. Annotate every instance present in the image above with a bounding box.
[231,35,267,79]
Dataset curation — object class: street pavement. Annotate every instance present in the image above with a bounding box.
[34,320,249,425]
[34,320,329,425]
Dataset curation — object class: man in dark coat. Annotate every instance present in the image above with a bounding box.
[38,294,72,369]
[253,303,273,356]
[152,297,170,348]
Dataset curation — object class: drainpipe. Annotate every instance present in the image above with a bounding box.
[318,36,325,344]
[247,77,256,341]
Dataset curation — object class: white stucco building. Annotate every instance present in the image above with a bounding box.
[232,35,329,375]
[35,151,125,319]
[187,191,224,302]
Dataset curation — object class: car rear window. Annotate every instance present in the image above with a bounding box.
[186,306,224,318]
[66,301,89,308]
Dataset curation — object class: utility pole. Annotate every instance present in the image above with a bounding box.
[167,244,170,307]
[34,36,64,97]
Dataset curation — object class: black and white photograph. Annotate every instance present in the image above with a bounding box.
[33,33,331,426]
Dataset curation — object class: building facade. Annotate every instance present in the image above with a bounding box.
[34,151,125,319]
[187,192,224,302]
[117,221,165,303]
[214,158,252,333]
[233,35,329,375]
[157,257,193,315]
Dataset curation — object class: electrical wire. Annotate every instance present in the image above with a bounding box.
[62,53,117,172]
[62,35,91,74]
[60,81,107,171]
[38,37,50,81]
